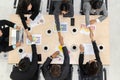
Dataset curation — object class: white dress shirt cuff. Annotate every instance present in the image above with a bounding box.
[87,25,91,28]
[62,44,66,47]
[31,42,35,44]
[12,44,16,49]
[14,24,17,28]
[96,19,100,23]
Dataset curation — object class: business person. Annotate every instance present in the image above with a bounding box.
[54,0,74,31]
[0,20,21,53]
[78,28,103,79]
[83,0,108,27]
[16,0,40,30]
[42,32,71,80]
[10,30,39,80]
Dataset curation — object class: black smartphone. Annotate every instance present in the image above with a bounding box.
[37,54,42,61]
[71,18,75,26]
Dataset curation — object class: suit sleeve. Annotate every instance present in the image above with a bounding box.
[0,20,15,28]
[29,44,38,76]
[79,53,84,68]
[19,13,28,30]
[92,41,102,64]
[98,3,108,22]
[30,0,40,20]
[83,2,91,26]
[42,57,52,78]
[0,45,14,52]
[60,46,70,79]
[63,3,74,17]
[53,2,61,31]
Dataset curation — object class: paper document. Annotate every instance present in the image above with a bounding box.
[30,13,45,27]
[26,34,41,45]
[83,43,94,55]
[60,22,68,32]
[80,24,96,35]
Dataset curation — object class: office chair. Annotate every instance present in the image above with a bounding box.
[46,0,73,15]
[80,0,108,15]
[13,0,42,12]
[78,67,107,80]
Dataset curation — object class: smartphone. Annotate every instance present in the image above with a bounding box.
[71,18,75,26]
[37,54,42,61]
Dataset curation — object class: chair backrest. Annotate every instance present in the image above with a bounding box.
[47,0,73,15]
[78,67,107,80]
[14,0,41,13]
[80,0,108,15]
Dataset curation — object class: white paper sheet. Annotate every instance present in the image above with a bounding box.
[83,43,95,55]
[30,13,45,27]
[26,34,41,45]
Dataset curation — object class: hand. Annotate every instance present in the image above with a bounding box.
[27,32,33,42]
[61,11,68,15]
[26,18,31,24]
[89,27,94,41]
[51,51,60,58]
[16,26,21,30]
[16,42,21,47]
[90,19,96,25]
[25,29,33,41]
[79,44,84,53]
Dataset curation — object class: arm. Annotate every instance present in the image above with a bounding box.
[60,46,70,79]
[79,44,84,67]
[83,2,91,26]
[19,13,29,30]
[0,20,15,28]
[58,32,70,79]
[30,0,40,20]
[0,42,21,52]
[0,45,13,52]
[62,46,70,65]
[92,41,102,64]
[98,3,108,22]
[42,57,52,77]
[42,50,59,78]
[31,44,38,63]
[63,3,74,17]
[53,2,61,31]
[89,28,102,64]
[79,53,84,67]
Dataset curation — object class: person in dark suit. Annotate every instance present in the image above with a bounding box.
[42,32,70,80]
[0,20,21,53]
[53,0,74,31]
[10,30,39,80]
[78,28,103,79]
[83,0,108,27]
[16,0,41,30]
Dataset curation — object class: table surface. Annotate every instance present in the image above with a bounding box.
[8,14,110,65]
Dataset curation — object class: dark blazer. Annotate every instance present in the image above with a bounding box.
[53,1,74,31]
[16,0,40,29]
[79,41,103,79]
[42,46,70,80]
[10,44,38,80]
[83,0,108,26]
[0,20,16,52]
